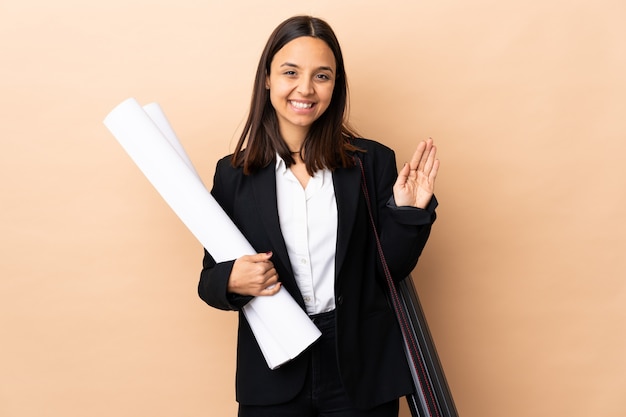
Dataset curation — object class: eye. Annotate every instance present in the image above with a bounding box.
[283,70,297,76]
[316,73,331,81]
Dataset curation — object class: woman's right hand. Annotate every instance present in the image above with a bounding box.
[227,252,281,296]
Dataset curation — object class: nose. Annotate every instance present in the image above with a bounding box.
[297,77,314,96]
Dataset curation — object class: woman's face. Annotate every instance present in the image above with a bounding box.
[265,36,336,143]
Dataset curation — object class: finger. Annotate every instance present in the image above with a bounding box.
[249,267,278,294]
[409,140,427,170]
[245,251,273,263]
[416,138,433,172]
[429,159,440,183]
[261,282,281,296]
[423,145,437,174]
[396,162,410,186]
[262,266,278,282]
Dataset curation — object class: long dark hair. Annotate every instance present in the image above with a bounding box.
[231,15,360,175]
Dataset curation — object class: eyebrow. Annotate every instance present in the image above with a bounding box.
[280,62,335,73]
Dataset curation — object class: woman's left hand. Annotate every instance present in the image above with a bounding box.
[393,138,439,209]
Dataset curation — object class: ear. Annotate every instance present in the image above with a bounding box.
[265,73,270,90]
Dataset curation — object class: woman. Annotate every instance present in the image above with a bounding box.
[198,15,439,417]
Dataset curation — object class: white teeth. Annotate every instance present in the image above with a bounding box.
[290,101,313,109]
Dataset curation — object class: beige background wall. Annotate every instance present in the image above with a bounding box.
[2,1,625,416]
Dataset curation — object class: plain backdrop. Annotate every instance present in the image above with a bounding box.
[1,0,625,416]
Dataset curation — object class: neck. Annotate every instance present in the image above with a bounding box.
[279,125,308,154]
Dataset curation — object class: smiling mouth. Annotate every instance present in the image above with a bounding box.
[290,100,314,109]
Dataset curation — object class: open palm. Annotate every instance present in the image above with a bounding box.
[393,138,439,209]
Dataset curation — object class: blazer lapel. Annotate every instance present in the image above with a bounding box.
[332,163,362,281]
[250,163,304,305]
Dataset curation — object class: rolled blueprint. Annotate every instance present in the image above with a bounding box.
[103,98,321,369]
[142,102,200,180]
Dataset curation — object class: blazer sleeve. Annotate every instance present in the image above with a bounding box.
[197,157,253,311]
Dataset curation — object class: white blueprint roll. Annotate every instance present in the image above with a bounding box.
[103,98,321,369]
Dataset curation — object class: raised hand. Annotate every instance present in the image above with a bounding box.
[393,138,439,209]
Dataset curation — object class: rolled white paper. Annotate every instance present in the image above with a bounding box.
[142,102,200,180]
[103,97,321,369]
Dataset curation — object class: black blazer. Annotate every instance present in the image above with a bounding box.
[198,138,437,410]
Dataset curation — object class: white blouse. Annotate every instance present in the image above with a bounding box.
[275,155,337,315]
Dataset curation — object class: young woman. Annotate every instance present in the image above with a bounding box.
[198,15,439,417]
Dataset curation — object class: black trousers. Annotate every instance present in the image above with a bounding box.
[238,310,399,417]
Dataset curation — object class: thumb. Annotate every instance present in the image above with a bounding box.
[249,251,273,263]
[395,163,409,187]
